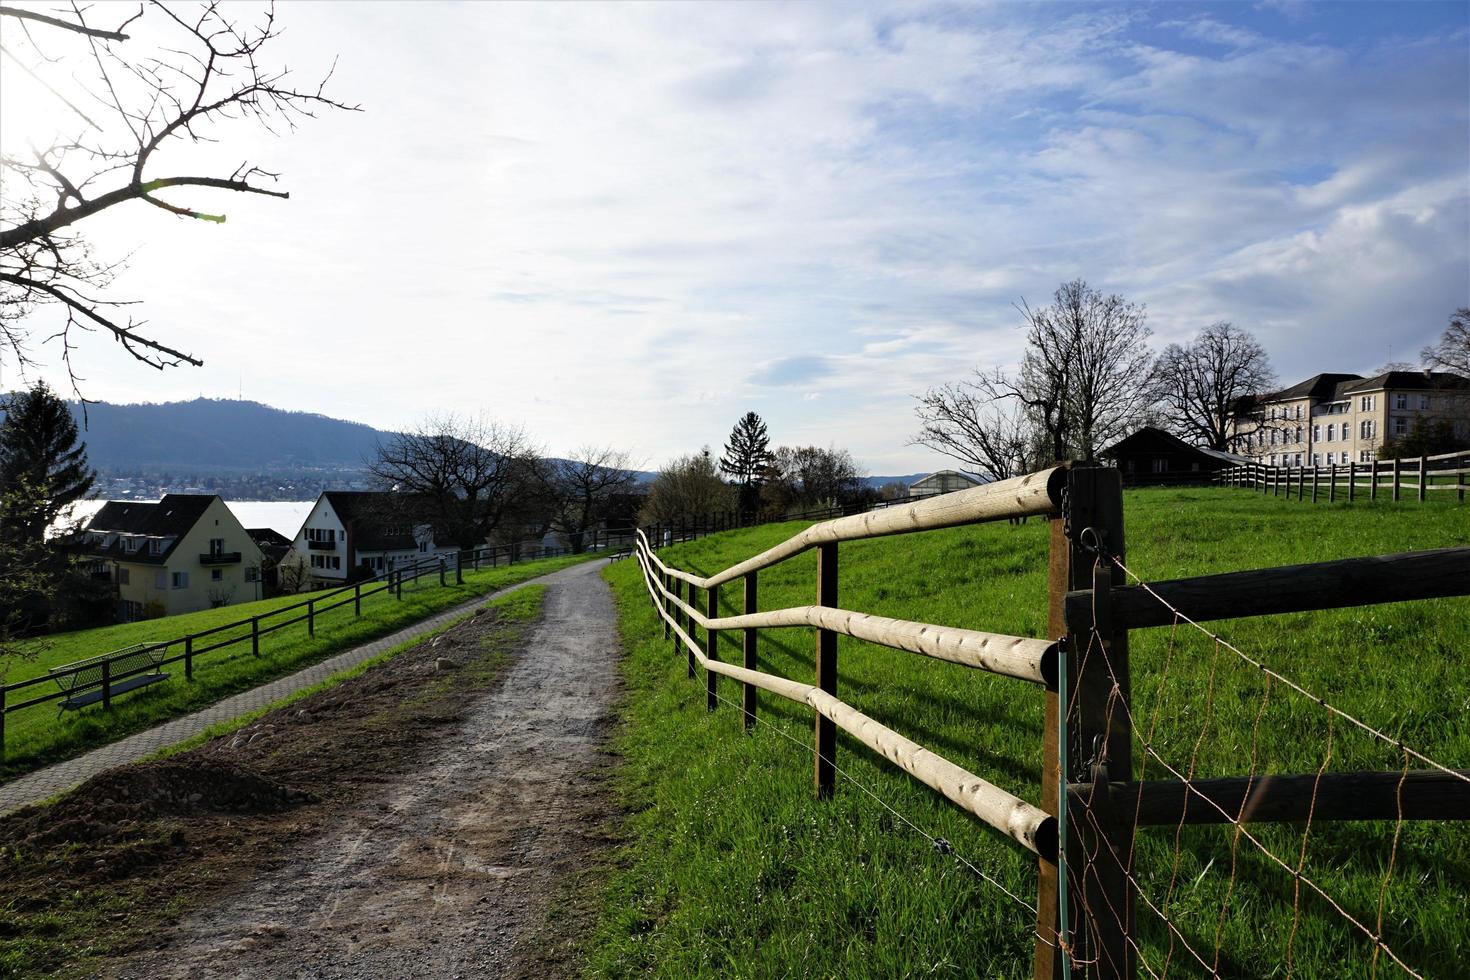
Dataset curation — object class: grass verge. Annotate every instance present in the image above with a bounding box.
[590,488,1469,978]
[0,555,590,782]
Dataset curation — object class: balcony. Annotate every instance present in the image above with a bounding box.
[307,539,337,551]
[199,551,242,565]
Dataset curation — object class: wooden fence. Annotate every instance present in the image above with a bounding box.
[0,539,579,753]
[632,462,1470,979]
[1217,447,1470,503]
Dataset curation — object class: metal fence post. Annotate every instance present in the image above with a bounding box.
[706,584,719,711]
[814,542,838,799]
[744,571,758,731]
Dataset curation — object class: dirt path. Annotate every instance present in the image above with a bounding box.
[112,559,622,979]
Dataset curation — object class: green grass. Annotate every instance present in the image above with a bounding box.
[591,488,1469,978]
[0,555,591,781]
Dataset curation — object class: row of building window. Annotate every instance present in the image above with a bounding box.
[305,527,344,544]
[310,554,343,570]
[1266,451,1377,467]
[1257,415,1408,448]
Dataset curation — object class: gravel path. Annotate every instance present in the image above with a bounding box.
[114,559,621,979]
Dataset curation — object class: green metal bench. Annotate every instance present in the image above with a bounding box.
[49,643,170,714]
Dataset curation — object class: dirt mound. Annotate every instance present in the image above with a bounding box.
[0,757,312,849]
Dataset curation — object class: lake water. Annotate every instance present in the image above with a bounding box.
[63,499,314,539]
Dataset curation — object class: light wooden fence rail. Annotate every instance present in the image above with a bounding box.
[1217,447,1470,503]
[632,462,1470,979]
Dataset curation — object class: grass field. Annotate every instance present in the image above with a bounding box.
[592,488,1469,978]
[0,554,591,781]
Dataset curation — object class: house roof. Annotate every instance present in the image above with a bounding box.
[318,490,455,551]
[84,494,218,564]
[1270,373,1364,402]
[1100,426,1247,465]
[246,527,293,556]
[1339,370,1470,394]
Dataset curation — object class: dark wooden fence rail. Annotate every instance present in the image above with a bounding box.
[1217,447,1470,504]
[0,537,586,752]
[633,462,1470,979]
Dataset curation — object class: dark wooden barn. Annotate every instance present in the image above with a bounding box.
[1100,427,1245,486]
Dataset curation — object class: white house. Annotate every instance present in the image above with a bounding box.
[281,491,459,590]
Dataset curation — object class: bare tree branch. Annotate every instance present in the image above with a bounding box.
[0,4,134,41]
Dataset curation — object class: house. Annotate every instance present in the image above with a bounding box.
[80,494,266,620]
[1101,427,1245,484]
[1231,371,1470,467]
[246,527,293,596]
[907,470,983,498]
[281,491,460,590]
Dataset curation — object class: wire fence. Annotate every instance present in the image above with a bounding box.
[634,462,1470,979]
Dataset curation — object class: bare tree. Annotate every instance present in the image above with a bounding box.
[911,384,1037,482]
[759,445,865,515]
[1152,322,1275,451]
[1421,308,1470,377]
[0,1,358,384]
[547,446,639,553]
[369,414,542,550]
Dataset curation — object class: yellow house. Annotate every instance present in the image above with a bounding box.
[81,494,266,621]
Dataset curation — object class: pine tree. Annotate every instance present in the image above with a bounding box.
[0,381,95,546]
[720,412,772,518]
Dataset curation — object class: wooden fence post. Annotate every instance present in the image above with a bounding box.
[1371,460,1379,501]
[744,571,758,731]
[0,685,6,757]
[439,558,447,587]
[1312,465,1319,503]
[1038,465,1135,979]
[1297,466,1305,500]
[456,552,464,584]
[1393,457,1402,502]
[307,598,315,637]
[354,581,362,617]
[102,657,111,711]
[251,616,260,656]
[185,635,194,680]
[1348,461,1356,502]
[814,542,838,799]
[1329,463,1337,503]
[1419,455,1428,503]
[706,584,719,711]
[661,571,671,640]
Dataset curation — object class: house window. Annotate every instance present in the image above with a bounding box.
[1312,453,1321,465]
[1269,454,1277,466]
[1295,405,1302,420]
[1394,393,1407,410]
[420,541,429,553]
[332,556,341,570]
[209,537,224,556]
[1151,458,1168,473]
[1419,395,1431,410]
[245,567,259,582]
[1312,424,1321,442]
[1393,417,1408,436]
[154,571,168,589]
[1294,453,1303,466]
[339,529,345,541]
[1360,450,1375,463]
[1324,425,1333,442]
[118,567,130,585]
[211,569,223,582]
[172,571,189,589]
[1294,426,1302,443]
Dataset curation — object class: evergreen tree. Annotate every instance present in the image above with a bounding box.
[0,381,96,546]
[719,411,772,517]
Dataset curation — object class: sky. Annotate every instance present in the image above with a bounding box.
[2,0,1467,474]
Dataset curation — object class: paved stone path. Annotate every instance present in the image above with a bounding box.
[0,563,604,816]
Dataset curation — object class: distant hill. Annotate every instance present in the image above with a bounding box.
[65,398,390,472]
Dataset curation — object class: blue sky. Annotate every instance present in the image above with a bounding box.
[6,0,1468,473]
